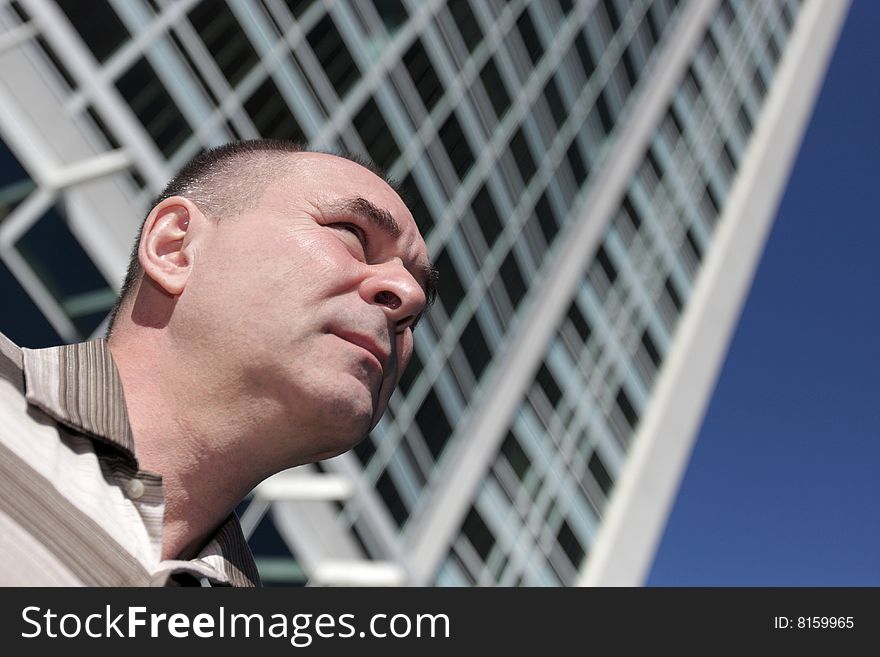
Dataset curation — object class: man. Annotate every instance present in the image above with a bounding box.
[0,139,436,586]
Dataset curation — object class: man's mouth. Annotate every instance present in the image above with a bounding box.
[332,330,391,377]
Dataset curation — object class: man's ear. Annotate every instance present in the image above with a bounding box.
[138,196,205,296]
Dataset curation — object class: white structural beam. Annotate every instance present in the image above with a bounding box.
[21,0,170,190]
[253,471,355,502]
[267,462,375,583]
[578,0,851,586]
[309,560,408,587]
[239,470,355,539]
[0,21,36,53]
[47,149,133,190]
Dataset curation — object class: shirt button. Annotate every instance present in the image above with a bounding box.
[125,478,145,500]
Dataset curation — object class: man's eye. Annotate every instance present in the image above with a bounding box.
[332,223,368,251]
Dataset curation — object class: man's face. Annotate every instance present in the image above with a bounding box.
[178,153,431,461]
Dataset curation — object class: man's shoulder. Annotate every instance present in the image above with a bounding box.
[0,332,24,394]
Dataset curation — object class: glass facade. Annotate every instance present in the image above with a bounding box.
[437,0,801,585]
[0,0,836,585]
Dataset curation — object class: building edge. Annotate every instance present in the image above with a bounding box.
[577,0,851,587]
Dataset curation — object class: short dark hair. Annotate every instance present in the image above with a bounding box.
[105,139,399,336]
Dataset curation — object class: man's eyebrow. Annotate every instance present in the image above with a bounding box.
[326,196,401,238]
[325,196,438,310]
[419,262,439,308]
[409,261,439,331]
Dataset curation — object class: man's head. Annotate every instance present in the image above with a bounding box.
[108,140,436,464]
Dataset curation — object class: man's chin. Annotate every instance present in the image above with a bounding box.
[308,427,369,463]
[294,376,383,459]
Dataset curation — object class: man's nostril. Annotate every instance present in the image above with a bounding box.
[375,290,402,310]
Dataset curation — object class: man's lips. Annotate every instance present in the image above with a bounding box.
[332,330,391,376]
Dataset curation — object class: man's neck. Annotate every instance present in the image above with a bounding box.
[108,335,282,561]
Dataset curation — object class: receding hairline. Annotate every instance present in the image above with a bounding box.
[164,149,403,220]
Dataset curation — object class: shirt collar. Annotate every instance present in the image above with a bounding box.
[194,514,263,587]
[22,338,136,458]
[20,338,261,587]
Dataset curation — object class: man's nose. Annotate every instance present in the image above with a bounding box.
[361,260,426,329]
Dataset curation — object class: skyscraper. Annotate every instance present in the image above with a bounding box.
[0,0,848,585]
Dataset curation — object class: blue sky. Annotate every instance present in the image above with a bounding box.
[648,0,880,586]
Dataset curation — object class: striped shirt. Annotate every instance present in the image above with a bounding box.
[0,332,260,586]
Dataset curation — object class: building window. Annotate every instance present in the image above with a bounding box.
[618,44,638,91]
[719,0,737,27]
[439,113,475,180]
[684,227,703,263]
[0,260,62,348]
[0,141,34,222]
[702,30,720,64]
[397,348,422,396]
[461,315,491,379]
[594,88,615,135]
[621,193,642,234]
[479,57,511,120]
[472,185,504,248]
[499,250,526,309]
[115,57,191,157]
[353,432,377,466]
[663,275,683,313]
[501,431,530,482]
[615,386,639,430]
[556,519,586,569]
[644,147,664,188]
[58,0,129,63]
[557,0,574,15]
[594,245,618,287]
[515,7,544,65]
[751,65,768,101]
[600,0,623,34]
[281,0,315,19]
[510,127,537,185]
[588,450,613,496]
[573,32,596,81]
[244,77,306,142]
[542,76,567,129]
[737,102,754,138]
[376,469,408,527]
[307,15,361,99]
[534,191,559,245]
[15,206,114,338]
[373,0,408,35]
[567,299,592,344]
[416,387,453,460]
[462,506,495,562]
[780,2,795,32]
[640,328,662,372]
[536,363,563,408]
[188,1,260,88]
[353,97,401,170]
[641,5,662,47]
[448,0,483,54]
[401,173,434,232]
[566,140,588,186]
[701,183,721,220]
[404,39,444,112]
[434,248,465,311]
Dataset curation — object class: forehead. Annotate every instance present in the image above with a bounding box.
[266,153,424,245]
[275,153,408,214]
[282,153,421,223]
